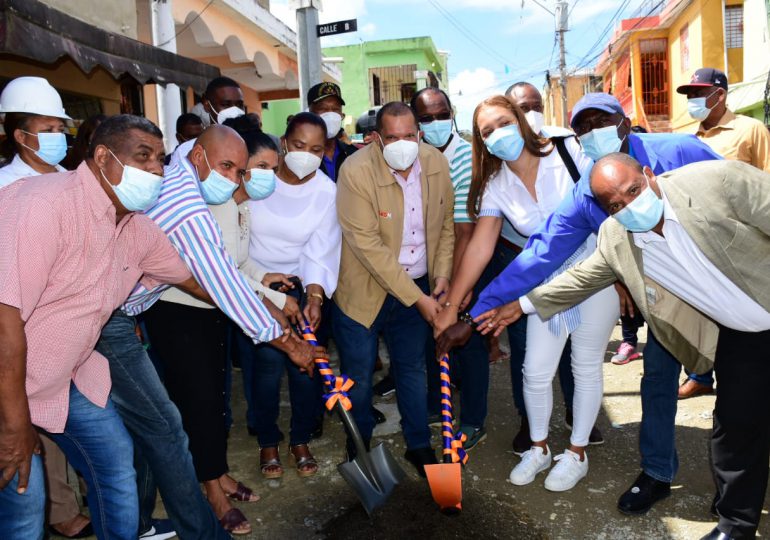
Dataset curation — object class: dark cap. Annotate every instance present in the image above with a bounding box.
[570,93,625,129]
[676,68,728,94]
[307,82,345,106]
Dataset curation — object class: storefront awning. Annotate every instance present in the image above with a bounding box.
[0,0,220,94]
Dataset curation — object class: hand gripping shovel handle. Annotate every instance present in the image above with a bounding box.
[298,319,380,486]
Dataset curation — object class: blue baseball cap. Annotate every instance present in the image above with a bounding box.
[570,93,625,129]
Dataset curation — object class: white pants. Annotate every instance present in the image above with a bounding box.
[523,285,619,447]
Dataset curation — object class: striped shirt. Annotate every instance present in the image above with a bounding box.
[443,134,473,223]
[122,157,282,344]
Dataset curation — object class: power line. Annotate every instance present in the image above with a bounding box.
[528,0,554,15]
[426,0,514,68]
[570,0,633,71]
[157,0,215,48]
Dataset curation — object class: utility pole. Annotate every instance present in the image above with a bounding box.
[555,1,569,127]
[292,0,323,110]
[150,0,182,153]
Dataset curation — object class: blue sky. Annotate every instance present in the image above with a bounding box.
[271,0,645,130]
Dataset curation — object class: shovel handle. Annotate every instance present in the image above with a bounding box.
[439,354,467,466]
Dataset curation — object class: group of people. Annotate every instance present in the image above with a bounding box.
[0,62,768,540]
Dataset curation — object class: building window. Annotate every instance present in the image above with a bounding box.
[679,23,689,71]
[368,64,418,106]
[372,73,381,106]
[725,4,744,49]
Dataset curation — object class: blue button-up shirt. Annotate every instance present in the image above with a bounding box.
[471,132,724,316]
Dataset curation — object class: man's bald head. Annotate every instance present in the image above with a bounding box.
[590,152,657,216]
[189,124,248,184]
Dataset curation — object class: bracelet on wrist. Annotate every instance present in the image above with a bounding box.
[443,301,460,310]
[307,292,324,305]
[459,311,478,330]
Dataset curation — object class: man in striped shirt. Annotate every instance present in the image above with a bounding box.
[96,125,320,539]
[411,88,490,449]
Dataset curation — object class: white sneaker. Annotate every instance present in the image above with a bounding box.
[544,449,588,492]
[509,445,552,485]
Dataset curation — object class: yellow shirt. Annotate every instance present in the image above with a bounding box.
[697,109,770,172]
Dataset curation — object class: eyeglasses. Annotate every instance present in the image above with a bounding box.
[417,112,452,124]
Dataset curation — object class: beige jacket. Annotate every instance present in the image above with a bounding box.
[334,141,455,328]
[527,160,770,373]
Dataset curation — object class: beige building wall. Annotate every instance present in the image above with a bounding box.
[40,0,138,38]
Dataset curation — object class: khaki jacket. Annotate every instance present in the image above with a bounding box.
[528,160,770,373]
[334,141,455,328]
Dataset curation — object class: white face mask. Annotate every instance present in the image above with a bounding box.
[208,103,245,124]
[284,150,322,179]
[524,110,545,134]
[380,138,419,171]
[320,111,343,139]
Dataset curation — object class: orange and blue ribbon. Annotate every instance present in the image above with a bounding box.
[300,321,354,411]
[439,354,468,465]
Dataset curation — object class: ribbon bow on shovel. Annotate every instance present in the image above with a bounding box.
[425,354,467,514]
[299,317,404,515]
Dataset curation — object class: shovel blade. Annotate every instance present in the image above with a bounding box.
[337,442,405,515]
[425,463,463,513]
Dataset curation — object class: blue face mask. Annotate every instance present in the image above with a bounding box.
[484,123,525,161]
[198,149,238,204]
[245,168,276,200]
[102,149,163,212]
[420,119,453,147]
[22,131,67,166]
[578,118,625,161]
[613,173,664,232]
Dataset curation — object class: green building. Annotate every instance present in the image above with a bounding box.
[260,36,449,136]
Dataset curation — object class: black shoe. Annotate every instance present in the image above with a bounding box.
[617,472,671,515]
[512,416,531,455]
[699,527,734,540]
[372,406,386,425]
[565,408,604,445]
[404,447,438,478]
[426,413,443,427]
[373,375,396,397]
[710,492,719,518]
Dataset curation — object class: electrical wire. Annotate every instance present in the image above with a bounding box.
[426,0,514,68]
[157,0,215,48]
[570,0,634,71]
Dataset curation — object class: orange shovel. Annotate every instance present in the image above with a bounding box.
[424,354,467,514]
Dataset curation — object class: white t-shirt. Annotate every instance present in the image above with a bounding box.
[247,170,341,295]
[479,136,592,237]
[0,154,66,189]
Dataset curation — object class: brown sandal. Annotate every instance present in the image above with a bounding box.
[289,444,318,478]
[224,481,259,502]
[259,447,283,479]
[219,507,251,535]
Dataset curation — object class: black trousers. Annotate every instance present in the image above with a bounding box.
[712,325,770,539]
[143,301,229,482]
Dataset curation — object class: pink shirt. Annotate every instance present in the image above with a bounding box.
[391,159,427,279]
[0,163,192,432]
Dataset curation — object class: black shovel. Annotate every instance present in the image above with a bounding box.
[299,319,405,515]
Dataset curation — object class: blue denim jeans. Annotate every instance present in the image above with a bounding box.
[0,383,138,540]
[492,241,574,415]
[0,453,45,540]
[96,310,230,540]
[333,276,432,449]
[236,329,317,447]
[639,331,680,482]
[686,368,715,386]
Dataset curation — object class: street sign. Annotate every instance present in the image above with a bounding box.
[317,18,357,37]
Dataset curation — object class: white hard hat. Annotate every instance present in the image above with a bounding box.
[0,77,71,119]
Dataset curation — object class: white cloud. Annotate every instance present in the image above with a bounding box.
[449,67,508,132]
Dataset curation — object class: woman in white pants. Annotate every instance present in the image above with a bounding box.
[436,95,618,491]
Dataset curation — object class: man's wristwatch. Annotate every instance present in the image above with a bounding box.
[459,311,478,330]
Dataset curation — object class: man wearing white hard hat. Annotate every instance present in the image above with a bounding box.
[0,77,95,539]
[0,77,71,190]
